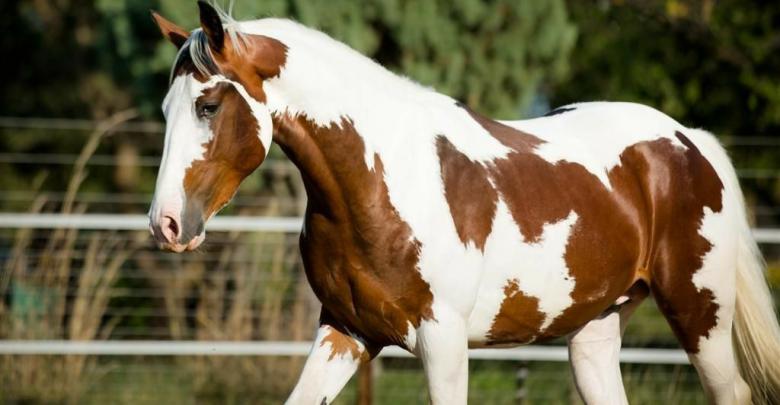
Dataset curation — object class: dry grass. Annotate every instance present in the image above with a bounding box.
[0,110,141,403]
[148,199,318,402]
[0,109,318,402]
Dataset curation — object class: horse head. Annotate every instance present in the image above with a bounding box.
[148,1,286,252]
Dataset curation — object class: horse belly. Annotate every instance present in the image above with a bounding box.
[465,198,638,346]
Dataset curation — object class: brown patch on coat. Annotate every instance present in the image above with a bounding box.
[180,82,266,242]
[646,131,723,352]
[462,103,543,154]
[170,31,288,103]
[209,34,288,103]
[487,280,546,344]
[454,105,723,351]
[321,326,363,361]
[273,113,434,349]
[318,310,379,362]
[436,136,498,251]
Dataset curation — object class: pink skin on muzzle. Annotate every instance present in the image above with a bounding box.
[149,210,205,252]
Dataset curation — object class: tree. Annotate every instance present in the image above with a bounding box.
[552,0,780,224]
[553,0,780,136]
[1,0,576,120]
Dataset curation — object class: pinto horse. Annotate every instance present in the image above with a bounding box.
[148,3,780,404]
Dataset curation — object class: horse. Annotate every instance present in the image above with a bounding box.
[148,2,780,404]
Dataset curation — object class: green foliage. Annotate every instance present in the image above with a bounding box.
[241,0,576,118]
[1,0,576,120]
[550,0,780,211]
[554,0,780,135]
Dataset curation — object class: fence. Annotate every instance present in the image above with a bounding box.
[1,213,777,404]
[0,212,698,365]
[0,216,705,404]
[1,117,779,404]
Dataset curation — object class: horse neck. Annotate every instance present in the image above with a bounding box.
[270,110,391,221]
[255,27,511,220]
[262,40,448,217]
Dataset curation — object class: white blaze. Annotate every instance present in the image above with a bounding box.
[149,73,273,221]
[150,74,213,220]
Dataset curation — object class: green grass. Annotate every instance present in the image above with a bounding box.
[2,355,707,405]
[332,359,704,405]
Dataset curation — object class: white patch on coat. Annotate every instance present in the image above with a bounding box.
[403,321,418,353]
[567,310,629,404]
[679,128,740,355]
[467,201,578,342]
[694,207,736,307]
[285,325,364,404]
[150,74,215,220]
[502,102,688,189]
[415,302,469,404]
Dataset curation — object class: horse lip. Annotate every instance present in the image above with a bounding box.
[157,232,205,253]
[158,241,188,253]
[186,233,206,251]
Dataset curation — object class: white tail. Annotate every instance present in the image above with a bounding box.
[733,215,780,404]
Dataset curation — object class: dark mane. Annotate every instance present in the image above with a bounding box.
[169,29,221,83]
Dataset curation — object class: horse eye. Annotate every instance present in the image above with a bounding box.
[197,103,219,119]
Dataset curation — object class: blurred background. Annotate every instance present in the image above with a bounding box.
[0,0,778,403]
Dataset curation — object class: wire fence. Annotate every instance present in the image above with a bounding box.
[1,117,777,404]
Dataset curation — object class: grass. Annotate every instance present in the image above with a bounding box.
[0,111,142,404]
[5,356,701,404]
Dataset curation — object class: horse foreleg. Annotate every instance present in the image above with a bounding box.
[286,320,377,405]
[416,304,469,405]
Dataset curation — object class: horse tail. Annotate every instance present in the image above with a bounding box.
[692,128,780,404]
[733,205,780,404]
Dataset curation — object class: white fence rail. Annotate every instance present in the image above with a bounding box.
[1,213,779,244]
[0,340,689,364]
[0,213,303,232]
[8,211,777,366]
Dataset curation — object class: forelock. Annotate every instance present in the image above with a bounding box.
[168,1,246,84]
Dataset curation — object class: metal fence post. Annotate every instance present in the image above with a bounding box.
[515,361,529,403]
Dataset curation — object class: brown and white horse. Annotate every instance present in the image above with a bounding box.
[148,3,780,404]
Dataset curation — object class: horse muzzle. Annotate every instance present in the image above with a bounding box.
[149,209,206,252]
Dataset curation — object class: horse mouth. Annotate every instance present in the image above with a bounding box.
[158,232,205,253]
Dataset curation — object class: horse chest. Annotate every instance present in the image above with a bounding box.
[299,212,434,346]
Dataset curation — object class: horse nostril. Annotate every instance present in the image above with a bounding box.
[158,215,181,244]
[165,215,180,239]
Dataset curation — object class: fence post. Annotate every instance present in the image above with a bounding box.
[356,360,373,405]
[515,361,529,404]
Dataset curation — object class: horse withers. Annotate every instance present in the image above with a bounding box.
[148,3,780,404]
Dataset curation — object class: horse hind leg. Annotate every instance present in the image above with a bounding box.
[567,283,648,405]
[650,237,751,404]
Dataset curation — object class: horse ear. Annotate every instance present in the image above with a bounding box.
[198,1,224,53]
[150,11,189,49]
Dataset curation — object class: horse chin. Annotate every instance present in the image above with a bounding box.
[158,232,206,253]
[187,232,206,250]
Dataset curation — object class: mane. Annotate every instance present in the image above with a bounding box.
[172,9,449,120]
[242,18,443,102]
[169,1,247,83]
